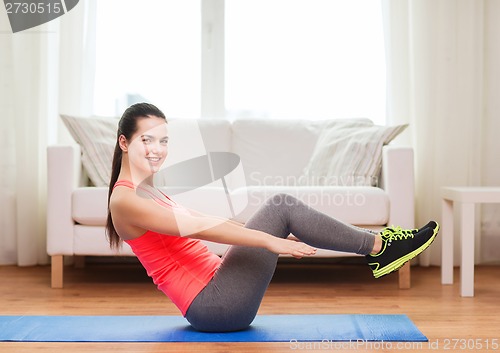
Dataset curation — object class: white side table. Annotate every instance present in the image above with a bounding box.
[441,187,500,296]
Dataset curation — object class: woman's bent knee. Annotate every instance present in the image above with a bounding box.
[267,193,299,207]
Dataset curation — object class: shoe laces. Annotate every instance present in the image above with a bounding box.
[380,226,416,241]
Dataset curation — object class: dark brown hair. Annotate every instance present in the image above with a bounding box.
[106,102,167,249]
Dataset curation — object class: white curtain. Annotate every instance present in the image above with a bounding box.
[0,1,96,265]
[382,0,500,266]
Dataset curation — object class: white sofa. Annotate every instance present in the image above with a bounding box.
[47,118,414,289]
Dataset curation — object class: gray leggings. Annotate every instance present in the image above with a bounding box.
[185,193,375,332]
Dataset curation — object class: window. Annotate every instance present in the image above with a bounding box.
[93,0,201,118]
[93,0,386,124]
[225,0,386,122]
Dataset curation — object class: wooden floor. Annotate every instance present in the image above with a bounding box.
[1,261,499,352]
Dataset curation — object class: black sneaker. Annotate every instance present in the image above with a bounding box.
[383,221,435,236]
[366,221,439,278]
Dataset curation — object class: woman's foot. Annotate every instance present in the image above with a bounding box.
[366,221,440,278]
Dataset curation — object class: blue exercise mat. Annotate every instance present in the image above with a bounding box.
[0,314,427,342]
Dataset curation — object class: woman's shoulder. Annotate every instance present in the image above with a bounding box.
[109,185,155,223]
[109,186,149,240]
[109,184,136,209]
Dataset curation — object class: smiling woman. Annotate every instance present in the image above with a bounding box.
[121,121,170,178]
[104,102,438,333]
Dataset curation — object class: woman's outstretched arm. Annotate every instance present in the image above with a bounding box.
[110,189,316,258]
[185,207,246,228]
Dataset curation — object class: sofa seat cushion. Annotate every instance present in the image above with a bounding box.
[230,186,389,226]
[72,187,109,226]
[72,186,245,226]
[72,185,389,227]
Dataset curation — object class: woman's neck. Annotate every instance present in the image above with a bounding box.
[119,158,155,187]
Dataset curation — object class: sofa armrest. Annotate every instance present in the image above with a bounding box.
[46,145,82,255]
[380,145,415,228]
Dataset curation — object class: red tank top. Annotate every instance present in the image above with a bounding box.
[113,180,222,316]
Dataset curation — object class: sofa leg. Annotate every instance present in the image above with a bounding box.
[398,262,411,289]
[51,255,64,288]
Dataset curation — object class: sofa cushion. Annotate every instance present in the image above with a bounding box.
[72,185,245,226]
[231,119,375,187]
[62,115,233,188]
[72,187,109,226]
[61,115,118,187]
[155,120,235,189]
[72,185,388,227]
[231,119,325,186]
[302,122,407,187]
[164,119,232,166]
[230,186,389,226]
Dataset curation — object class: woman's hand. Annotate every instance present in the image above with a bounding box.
[266,237,317,259]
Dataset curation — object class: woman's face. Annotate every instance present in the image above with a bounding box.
[123,116,169,178]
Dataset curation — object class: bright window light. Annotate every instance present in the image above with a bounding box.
[93,0,201,118]
[225,0,386,123]
[93,0,386,123]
